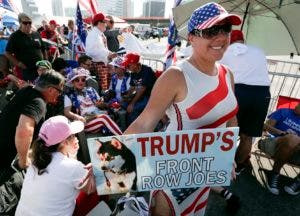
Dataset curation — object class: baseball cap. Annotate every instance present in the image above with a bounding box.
[230,30,244,44]
[92,13,109,25]
[122,52,140,68]
[49,20,58,26]
[109,56,125,69]
[36,60,52,69]
[38,116,84,146]
[188,2,241,33]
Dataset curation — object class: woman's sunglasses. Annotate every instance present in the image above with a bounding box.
[191,24,232,39]
[74,77,86,83]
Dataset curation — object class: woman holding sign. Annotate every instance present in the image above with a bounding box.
[125,2,241,216]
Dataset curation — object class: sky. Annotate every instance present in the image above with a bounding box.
[16,0,175,18]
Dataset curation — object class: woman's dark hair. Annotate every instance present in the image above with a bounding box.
[32,138,59,175]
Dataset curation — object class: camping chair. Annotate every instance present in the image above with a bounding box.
[253,95,300,177]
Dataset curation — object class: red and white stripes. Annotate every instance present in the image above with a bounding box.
[84,114,122,135]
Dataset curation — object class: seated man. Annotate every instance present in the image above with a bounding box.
[258,103,300,195]
[121,52,156,124]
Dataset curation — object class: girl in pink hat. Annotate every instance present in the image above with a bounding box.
[15,115,96,216]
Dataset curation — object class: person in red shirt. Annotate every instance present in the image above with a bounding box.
[40,20,59,43]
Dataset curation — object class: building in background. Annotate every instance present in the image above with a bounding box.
[52,0,64,16]
[143,0,165,17]
[97,0,123,17]
[123,0,133,17]
[21,0,39,18]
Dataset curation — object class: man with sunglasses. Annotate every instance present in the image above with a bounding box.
[0,70,64,214]
[5,13,47,82]
[221,30,271,175]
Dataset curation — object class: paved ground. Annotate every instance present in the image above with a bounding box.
[205,148,300,216]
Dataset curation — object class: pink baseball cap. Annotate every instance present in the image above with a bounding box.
[39,116,84,146]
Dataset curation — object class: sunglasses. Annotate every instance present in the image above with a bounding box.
[192,24,232,39]
[74,77,86,83]
[22,21,32,25]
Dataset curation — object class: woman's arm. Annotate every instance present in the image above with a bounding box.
[64,106,86,122]
[125,67,185,134]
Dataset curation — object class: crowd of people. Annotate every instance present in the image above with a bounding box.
[0,2,299,216]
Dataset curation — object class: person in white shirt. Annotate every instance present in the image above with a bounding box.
[15,115,96,216]
[85,12,116,65]
[220,30,271,175]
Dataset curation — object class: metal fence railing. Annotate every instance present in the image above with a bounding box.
[267,58,300,113]
[141,57,164,72]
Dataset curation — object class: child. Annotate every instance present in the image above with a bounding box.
[15,115,96,216]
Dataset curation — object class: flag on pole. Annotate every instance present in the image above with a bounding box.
[78,0,98,16]
[0,0,14,12]
[73,2,87,56]
[164,0,183,70]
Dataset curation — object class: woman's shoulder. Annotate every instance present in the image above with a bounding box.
[54,153,85,169]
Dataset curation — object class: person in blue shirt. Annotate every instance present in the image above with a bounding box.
[259,103,300,195]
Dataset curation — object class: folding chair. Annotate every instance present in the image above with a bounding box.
[253,95,300,177]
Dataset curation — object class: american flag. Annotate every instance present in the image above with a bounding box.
[73,2,86,55]
[152,187,210,216]
[188,3,226,32]
[0,0,14,12]
[164,0,182,70]
[78,0,98,16]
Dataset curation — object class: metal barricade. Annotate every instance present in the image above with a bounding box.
[139,57,300,114]
[267,58,300,113]
[141,57,164,72]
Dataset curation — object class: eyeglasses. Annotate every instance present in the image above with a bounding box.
[74,77,86,83]
[49,85,63,94]
[191,24,232,39]
[22,21,32,25]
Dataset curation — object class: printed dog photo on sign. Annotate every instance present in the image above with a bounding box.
[95,137,137,193]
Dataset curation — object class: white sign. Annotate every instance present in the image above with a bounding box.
[87,127,239,195]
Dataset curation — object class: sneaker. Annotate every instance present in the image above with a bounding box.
[265,172,280,195]
[284,178,300,195]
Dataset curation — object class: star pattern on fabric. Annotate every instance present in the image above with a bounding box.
[171,187,198,204]
[188,3,222,32]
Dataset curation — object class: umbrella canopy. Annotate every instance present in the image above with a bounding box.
[173,0,300,55]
